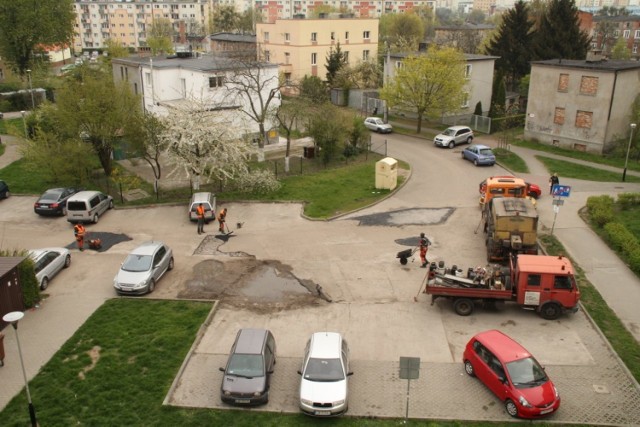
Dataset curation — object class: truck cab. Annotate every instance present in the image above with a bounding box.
[480,176,528,209]
[511,255,580,320]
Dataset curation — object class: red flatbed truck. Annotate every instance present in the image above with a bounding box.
[426,254,580,320]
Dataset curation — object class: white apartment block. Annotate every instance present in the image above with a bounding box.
[73,0,212,51]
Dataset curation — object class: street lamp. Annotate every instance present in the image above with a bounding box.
[623,123,637,182]
[2,311,38,427]
[26,69,35,110]
[21,110,27,138]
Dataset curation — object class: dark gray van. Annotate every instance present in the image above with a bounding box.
[219,328,276,406]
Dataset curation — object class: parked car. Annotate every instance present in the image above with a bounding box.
[0,180,9,199]
[219,328,276,406]
[113,241,174,295]
[434,126,474,148]
[462,144,496,166]
[28,248,71,290]
[66,190,113,224]
[188,192,216,223]
[364,117,393,134]
[479,177,541,199]
[34,187,79,216]
[298,332,352,417]
[463,330,560,419]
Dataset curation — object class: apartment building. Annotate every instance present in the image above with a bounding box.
[589,14,640,59]
[524,59,640,154]
[256,17,378,84]
[73,0,211,51]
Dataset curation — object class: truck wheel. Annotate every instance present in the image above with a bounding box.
[400,257,408,265]
[539,302,562,320]
[486,241,494,262]
[453,298,474,316]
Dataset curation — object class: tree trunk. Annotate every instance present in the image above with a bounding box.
[95,142,113,177]
[258,122,266,148]
[416,113,423,134]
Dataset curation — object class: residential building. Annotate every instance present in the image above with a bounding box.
[112,53,281,137]
[433,23,495,54]
[383,52,497,118]
[588,14,640,59]
[524,59,640,154]
[73,0,211,52]
[205,32,257,59]
[256,17,378,86]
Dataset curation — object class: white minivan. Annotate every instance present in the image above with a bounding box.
[188,192,216,222]
[66,190,113,224]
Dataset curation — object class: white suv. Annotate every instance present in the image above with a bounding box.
[434,126,474,148]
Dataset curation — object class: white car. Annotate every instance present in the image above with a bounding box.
[434,125,474,148]
[28,248,71,290]
[113,241,174,295]
[298,332,352,416]
[364,117,393,133]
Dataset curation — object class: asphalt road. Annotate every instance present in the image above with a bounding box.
[2,132,640,424]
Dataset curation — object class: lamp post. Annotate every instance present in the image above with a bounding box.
[26,69,35,110]
[2,311,38,427]
[21,110,27,138]
[623,123,637,182]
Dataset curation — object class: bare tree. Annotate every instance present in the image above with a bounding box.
[276,97,309,172]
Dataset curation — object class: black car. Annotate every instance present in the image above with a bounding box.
[34,187,79,216]
[0,180,9,199]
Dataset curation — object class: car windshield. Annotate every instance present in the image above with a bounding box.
[304,357,345,382]
[479,149,493,156]
[443,129,456,136]
[121,254,152,272]
[41,191,62,201]
[506,357,548,388]
[227,354,264,378]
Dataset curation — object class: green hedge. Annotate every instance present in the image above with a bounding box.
[587,195,615,226]
[604,222,640,254]
[617,192,640,210]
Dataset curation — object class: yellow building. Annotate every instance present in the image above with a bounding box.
[256,17,378,86]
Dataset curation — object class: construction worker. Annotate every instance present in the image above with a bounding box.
[218,208,227,233]
[74,223,86,251]
[196,203,205,234]
[419,232,430,268]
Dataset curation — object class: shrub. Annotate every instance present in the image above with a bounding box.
[587,195,615,227]
[629,248,640,274]
[617,193,640,210]
[235,170,281,194]
[604,222,640,253]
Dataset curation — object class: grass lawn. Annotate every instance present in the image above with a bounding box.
[1,298,539,427]
[535,155,640,183]
[493,148,529,173]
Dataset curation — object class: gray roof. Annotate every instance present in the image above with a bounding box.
[531,58,640,71]
[593,14,640,23]
[0,257,26,277]
[388,52,499,61]
[112,55,275,72]
[209,32,256,43]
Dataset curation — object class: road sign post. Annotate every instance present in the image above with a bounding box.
[399,356,420,422]
[550,186,571,236]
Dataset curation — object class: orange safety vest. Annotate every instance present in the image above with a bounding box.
[196,205,205,218]
[74,224,85,238]
[218,209,226,221]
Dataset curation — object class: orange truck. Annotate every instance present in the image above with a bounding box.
[479,175,541,209]
[425,255,580,320]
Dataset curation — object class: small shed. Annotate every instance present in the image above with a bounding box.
[0,257,25,330]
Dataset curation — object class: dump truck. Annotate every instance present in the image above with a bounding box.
[484,197,538,262]
[425,254,580,320]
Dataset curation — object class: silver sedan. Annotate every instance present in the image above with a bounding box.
[113,241,174,295]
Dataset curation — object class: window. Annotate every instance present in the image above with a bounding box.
[624,30,630,39]
[331,31,335,40]
[460,92,469,108]
[557,73,569,92]
[527,274,541,287]
[311,52,317,65]
[580,76,598,95]
[554,107,565,125]
[145,72,151,85]
[344,51,349,63]
[464,64,472,78]
[285,52,290,64]
[264,50,270,62]
[635,30,640,39]
[363,30,370,39]
[575,110,593,129]
[180,78,186,97]
[209,76,224,88]
[345,31,349,40]
[554,276,572,289]
[634,44,638,54]
[134,82,138,95]
[311,32,317,42]
[284,32,290,41]
[264,31,269,41]
[362,50,369,60]
[614,30,620,37]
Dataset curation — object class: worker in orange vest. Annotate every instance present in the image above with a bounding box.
[218,208,227,233]
[418,232,430,268]
[196,203,206,234]
[74,223,86,251]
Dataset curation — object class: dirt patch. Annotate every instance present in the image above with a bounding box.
[78,345,101,380]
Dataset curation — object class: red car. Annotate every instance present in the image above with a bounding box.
[479,176,541,199]
[463,330,560,419]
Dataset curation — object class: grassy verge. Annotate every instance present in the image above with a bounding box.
[0,118,23,136]
[539,234,640,383]
[535,156,640,183]
[1,298,571,427]
[493,148,529,173]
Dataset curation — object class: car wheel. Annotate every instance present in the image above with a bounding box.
[93,214,99,224]
[453,298,474,316]
[474,159,479,166]
[62,206,67,216]
[464,360,475,377]
[539,302,562,320]
[505,399,519,418]
[528,191,538,199]
[448,141,455,149]
[461,152,466,159]
[148,279,156,294]
[168,257,174,271]
[467,137,473,144]
[4,191,10,199]
[109,200,114,209]
[40,277,49,291]
[64,254,71,268]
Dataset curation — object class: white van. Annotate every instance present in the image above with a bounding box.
[188,192,216,222]
[66,190,114,224]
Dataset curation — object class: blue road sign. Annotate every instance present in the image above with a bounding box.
[552,184,571,197]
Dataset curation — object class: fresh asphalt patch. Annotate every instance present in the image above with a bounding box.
[349,207,455,226]
[65,232,132,252]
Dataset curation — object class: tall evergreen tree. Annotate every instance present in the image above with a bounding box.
[325,43,347,86]
[485,1,534,91]
[532,0,590,60]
